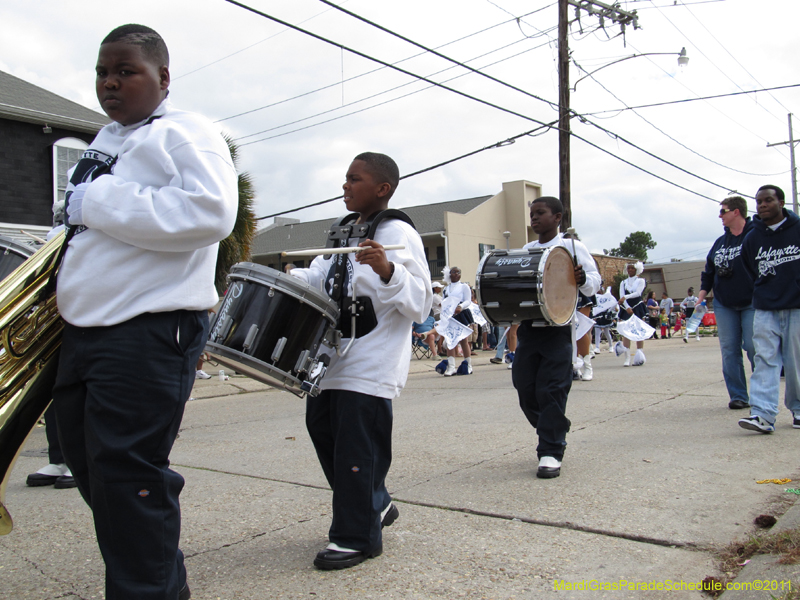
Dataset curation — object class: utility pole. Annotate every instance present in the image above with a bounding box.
[558,0,571,230]
[558,0,639,230]
[766,113,799,213]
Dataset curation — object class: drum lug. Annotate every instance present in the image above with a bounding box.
[485,302,500,308]
[481,272,499,279]
[242,324,259,354]
[295,350,311,375]
[212,315,233,343]
[519,301,536,307]
[271,337,287,362]
[518,270,534,277]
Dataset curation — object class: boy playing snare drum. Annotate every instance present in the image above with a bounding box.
[290,153,431,569]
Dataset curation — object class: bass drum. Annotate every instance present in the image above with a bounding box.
[206,263,339,397]
[475,246,577,327]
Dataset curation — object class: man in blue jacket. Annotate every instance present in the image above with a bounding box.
[738,185,800,433]
[697,196,755,410]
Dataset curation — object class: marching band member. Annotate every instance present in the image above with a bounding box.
[617,262,647,366]
[52,24,237,600]
[290,152,432,569]
[512,197,600,479]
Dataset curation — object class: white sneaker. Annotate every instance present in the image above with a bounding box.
[622,348,631,367]
[695,335,700,341]
[608,346,615,353]
[196,370,212,380]
[443,356,457,377]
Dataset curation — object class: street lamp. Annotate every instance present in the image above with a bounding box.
[502,230,511,250]
[557,32,689,231]
[571,48,689,92]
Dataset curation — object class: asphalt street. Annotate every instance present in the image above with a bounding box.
[2,335,798,599]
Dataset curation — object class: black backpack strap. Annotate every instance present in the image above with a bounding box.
[365,209,416,240]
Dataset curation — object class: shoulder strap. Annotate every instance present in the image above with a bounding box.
[365,209,416,240]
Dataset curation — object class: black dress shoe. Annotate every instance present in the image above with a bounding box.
[26,473,59,487]
[381,504,399,528]
[179,581,191,600]
[729,400,750,410]
[537,466,561,479]
[54,475,77,489]
[313,543,382,570]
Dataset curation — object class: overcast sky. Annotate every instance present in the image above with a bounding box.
[2,0,798,262]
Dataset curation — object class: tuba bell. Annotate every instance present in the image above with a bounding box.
[0,231,65,534]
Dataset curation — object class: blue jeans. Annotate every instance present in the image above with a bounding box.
[748,309,800,424]
[714,302,755,404]
[495,327,509,359]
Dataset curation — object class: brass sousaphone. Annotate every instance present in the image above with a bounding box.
[0,232,65,534]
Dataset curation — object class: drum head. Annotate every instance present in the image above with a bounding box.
[540,246,578,326]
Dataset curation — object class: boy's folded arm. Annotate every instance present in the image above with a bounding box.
[81,143,238,252]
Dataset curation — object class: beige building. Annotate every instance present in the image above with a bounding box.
[642,260,706,303]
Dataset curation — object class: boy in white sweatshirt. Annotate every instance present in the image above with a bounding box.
[290,152,432,569]
[52,24,237,600]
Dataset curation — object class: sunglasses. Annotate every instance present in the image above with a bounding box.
[719,208,733,216]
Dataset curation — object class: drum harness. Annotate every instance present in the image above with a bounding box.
[323,209,415,351]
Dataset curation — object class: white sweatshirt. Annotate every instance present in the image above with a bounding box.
[523,234,601,299]
[291,218,432,399]
[57,98,238,327]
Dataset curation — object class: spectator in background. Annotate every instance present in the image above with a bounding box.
[697,196,755,410]
[659,292,674,338]
[646,291,660,339]
[431,281,444,356]
[681,287,700,342]
[737,185,800,433]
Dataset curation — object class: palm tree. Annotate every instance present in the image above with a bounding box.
[215,135,257,294]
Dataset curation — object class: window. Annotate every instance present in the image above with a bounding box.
[52,137,88,204]
[478,243,495,259]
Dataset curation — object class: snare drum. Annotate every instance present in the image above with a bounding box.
[0,236,35,282]
[206,263,339,397]
[475,246,577,326]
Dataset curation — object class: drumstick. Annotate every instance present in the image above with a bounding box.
[566,227,578,267]
[282,244,405,257]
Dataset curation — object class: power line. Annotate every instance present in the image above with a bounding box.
[222,0,728,210]
[648,1,785,126]
[573,64,788,177]
[582,84,800,116]
[625,42,789,157]
[236,37,552,144]
[173,1,351,82]
[255,123,556,220]
[313,0,560,111]
[216,6,554,124]
[676,0,794,115]
[579,113,753,198]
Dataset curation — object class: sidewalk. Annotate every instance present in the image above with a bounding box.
[4,336,798,599]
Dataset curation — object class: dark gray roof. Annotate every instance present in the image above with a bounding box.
[0,70,108,133]
[252,195,492,256]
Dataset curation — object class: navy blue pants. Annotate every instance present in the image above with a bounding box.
[43,404,64,465]
[306,390,392,553]
[511,322,573,460]
[53,310,207,600]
